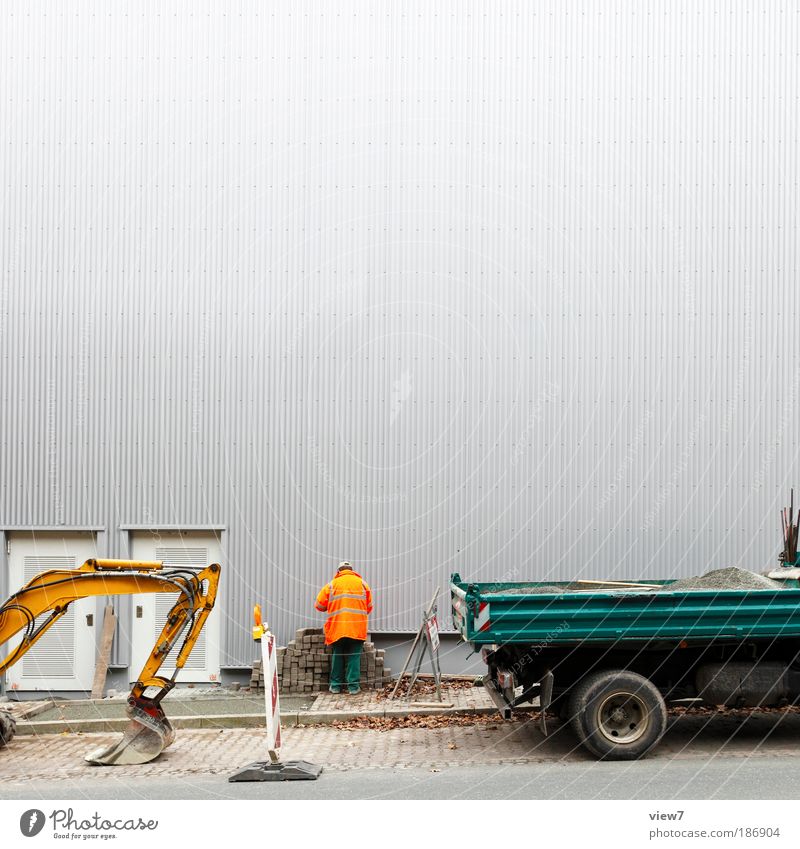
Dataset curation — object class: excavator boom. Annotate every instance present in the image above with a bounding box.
[0,559,221,765]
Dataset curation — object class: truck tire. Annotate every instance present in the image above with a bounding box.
[567,669,667,760]
[0,711,16,747]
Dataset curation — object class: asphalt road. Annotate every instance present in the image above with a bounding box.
[4,756,800,800]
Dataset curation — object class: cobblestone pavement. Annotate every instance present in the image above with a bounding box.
[311,685,494,713]
[2,700,52,721]
[2,710,800,785]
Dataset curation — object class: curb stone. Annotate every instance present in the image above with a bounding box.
[17,705,533,736]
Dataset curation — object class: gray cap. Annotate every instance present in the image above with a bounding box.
[337,561,353,571]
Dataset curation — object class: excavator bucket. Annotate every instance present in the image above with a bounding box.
[84,702,175,766]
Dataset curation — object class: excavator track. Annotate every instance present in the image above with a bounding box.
[0,710,16,747]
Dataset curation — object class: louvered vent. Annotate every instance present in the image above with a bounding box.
[22,556,76,679]
[154,548,208,670]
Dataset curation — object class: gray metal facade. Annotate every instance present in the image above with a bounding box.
[2,1,799,667]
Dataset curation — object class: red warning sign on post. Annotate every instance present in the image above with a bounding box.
[426,613,440,652]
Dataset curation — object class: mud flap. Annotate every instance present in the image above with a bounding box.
[483,677,513,719]
[539,670,554,736]
[84,704,175,766]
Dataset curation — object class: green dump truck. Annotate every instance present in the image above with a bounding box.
[451,566,800,760]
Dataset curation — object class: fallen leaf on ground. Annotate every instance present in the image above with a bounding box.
[323,704,800,734]
[377,679,478,702]
[328,712,512,731]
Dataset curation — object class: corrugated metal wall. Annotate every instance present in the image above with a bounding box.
[2,1,799,665]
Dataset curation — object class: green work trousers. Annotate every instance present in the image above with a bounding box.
[330,637,363,690]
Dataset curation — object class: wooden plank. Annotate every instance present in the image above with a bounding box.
[91,605,117,700]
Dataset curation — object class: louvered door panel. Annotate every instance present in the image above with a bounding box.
[129,531,221,684]
[5,532,97,693]
[153,547,208,671]
[21,556,76,679]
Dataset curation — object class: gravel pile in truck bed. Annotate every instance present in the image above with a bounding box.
[662,566,783,591]
[483,583,656,595]
[481,567,783,596]
[482,585,566,596]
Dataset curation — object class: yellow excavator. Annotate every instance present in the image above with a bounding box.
[0,558,220,765]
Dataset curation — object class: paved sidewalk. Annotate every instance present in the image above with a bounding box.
[12,683,497,735]
[3,710,800,786]
[310,684,495,717]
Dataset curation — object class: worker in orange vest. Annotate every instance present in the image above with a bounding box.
[315,562,373,694]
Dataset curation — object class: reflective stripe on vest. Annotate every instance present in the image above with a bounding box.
[315,583,332,611]
[327,607,368,618]
[329,591,367,602]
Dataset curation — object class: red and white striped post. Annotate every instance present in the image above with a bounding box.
[228,605,321,783]
[260,614,282,764]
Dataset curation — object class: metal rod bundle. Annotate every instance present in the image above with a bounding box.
[781,488,799,565]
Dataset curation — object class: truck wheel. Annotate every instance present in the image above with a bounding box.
[568,670,667,760]
[0,711,16,747]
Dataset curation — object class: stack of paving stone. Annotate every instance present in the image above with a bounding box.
[250,627,392,694]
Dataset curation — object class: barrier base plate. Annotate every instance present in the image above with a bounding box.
[228,760,323,782]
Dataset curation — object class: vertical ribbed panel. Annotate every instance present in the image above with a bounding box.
[2,2,799,667]
[22,556,76,679]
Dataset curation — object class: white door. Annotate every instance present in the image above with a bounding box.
[5,532,98,693]
[129,531,221,684]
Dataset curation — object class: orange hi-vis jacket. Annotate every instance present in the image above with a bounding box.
[315,570,373,645]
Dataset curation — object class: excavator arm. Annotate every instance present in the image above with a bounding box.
[0,558,221,765]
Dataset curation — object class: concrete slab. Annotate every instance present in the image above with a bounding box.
[0,699,54,720]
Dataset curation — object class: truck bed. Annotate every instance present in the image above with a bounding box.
[450,573,800,646]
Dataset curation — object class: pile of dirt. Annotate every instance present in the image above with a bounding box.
[663,566,783,592]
